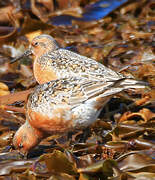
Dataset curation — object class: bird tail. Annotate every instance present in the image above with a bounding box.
[112,78,148,90]
[98,78,148,98]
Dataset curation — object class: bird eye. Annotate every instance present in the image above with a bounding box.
[19,143,23,149]
[34,42,39,46]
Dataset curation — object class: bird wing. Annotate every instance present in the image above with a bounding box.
[65,77,147,106]
[58,78,114,106]
[46,48,124,81]
[29,78,114,108]
[28,77,146,112]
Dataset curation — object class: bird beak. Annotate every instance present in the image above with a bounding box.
[18,150,28,159]
[10,48,32,64]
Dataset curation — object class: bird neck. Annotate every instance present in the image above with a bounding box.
[33,59,58,84]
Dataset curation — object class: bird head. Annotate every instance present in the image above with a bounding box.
[10,34,59,63]
[30,34,59,57]
[13,122,42,155]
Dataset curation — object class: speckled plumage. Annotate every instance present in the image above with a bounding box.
[27,76,146,129]
[29,34,125,84]
[37,48,124,82]
[27,77,111,133]
[13,76,146,154]
[12,34,144,87]
[12,35,147,154]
